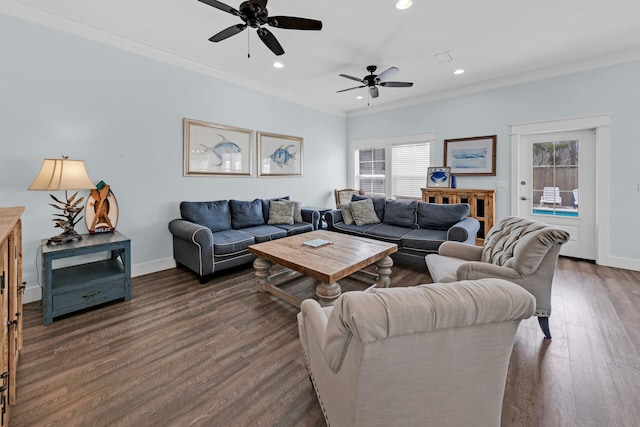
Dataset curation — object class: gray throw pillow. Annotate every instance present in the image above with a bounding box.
[285,200,303,223]
[268,200,295,225]
[339,204,355,225]
[350,198,381,225]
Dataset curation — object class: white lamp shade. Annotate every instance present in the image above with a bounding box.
[28,158,95,191]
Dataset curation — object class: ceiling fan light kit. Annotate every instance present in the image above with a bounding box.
[198,0,322,56]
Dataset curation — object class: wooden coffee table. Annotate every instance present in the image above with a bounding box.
[248,230,398,307]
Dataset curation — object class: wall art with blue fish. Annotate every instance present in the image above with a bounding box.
[184,118,253,176]
[257,131,303,177]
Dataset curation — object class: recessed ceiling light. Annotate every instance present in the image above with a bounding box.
[453,69,465,75]
[273,62,284,69]
[356,95,363,100]
[395,0,412,10]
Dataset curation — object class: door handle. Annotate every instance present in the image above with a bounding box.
[520,196,527,200]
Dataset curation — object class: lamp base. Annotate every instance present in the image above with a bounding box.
[46,230,83,245]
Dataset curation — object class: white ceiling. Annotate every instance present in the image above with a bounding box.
[5,0,640,116]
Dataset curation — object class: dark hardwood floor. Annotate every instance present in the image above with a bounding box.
[10,257,640,426]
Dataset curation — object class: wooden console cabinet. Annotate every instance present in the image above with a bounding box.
[421,188,495,245]
[0,206,25,425]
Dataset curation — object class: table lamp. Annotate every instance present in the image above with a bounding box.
[28,156,95,245]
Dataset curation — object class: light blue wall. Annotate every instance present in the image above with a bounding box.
[0,14,347,300]
[347,61,640,261]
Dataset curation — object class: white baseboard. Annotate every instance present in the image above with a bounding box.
[132,257,176,278]
[599,255,640,272]
[23,257,178,304]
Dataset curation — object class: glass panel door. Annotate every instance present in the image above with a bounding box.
[531,140,579,218]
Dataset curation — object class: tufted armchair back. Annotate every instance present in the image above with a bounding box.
[298,279,536,427]
[426,216,570,339]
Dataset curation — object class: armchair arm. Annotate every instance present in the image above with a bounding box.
[324,210,343,231]
[456,261,523,282]
[438,241,483,261]
[447,217,480,244]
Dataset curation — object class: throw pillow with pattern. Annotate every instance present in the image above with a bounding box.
[268,200,295,225]
[339,203,355,225]
[349,198,380,225]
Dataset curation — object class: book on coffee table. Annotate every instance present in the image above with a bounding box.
[302,238,332,248]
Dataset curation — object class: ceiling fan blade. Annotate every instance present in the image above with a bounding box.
[376,66,399,82]
[379,81,414,88]
[250,0,268,13]
[197,0,241,17]
[257,27,285,56]
[337,85,366,93]
[339,74,365,83]
[369,86,379,98]
[209,24,247,42]
[268,16,323,30]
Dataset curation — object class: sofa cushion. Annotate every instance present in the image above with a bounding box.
[352,194,385,221]
[401,228,449,253]
[333,222,377,236]
[383,200,417,228]
[363,224,411,243]
[211,229,255,255]
[230,199,265,229]
[350,198,381,226]
[239,224,287,243]
[417,202,470,230]
[268,200,295,225]
[180,200,231,232]
[275,222,314,236]
[338,204,355,225]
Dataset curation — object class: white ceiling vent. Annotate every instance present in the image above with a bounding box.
[434,51,454,64]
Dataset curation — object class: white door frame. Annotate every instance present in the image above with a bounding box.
[510,114,610,266]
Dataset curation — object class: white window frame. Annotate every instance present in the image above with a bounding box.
[352,133,435,199]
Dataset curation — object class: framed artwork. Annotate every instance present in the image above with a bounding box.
[444,135,497,176]
[183,118,253,176]
[257,131,303,177]
[427,167,451,187]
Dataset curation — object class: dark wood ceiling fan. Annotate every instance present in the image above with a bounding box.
[198,0,322,56]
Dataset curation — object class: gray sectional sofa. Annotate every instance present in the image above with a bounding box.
[169,198,320,283]
[325,196,480,264]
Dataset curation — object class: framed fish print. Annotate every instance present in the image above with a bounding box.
[183,118,253,176]
[427,167,451,187]
[444,135,497,176]
[257,131,303,177]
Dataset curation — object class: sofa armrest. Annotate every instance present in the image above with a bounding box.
[438,241,483,261]
[456,261,523,281]
[447,217,480,244]
[168,219,214,248]
[324,210,343,230]
[301,208,321,230]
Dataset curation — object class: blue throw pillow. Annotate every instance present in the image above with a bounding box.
[383,200,418,228]
[417,202,470,230]
[230,199,265,229]
[180,200,231,232]
[351,194,385,221]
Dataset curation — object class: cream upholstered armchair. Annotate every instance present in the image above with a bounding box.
[426,216,569,339]
[298,279,535,427]
[334,188,364,208]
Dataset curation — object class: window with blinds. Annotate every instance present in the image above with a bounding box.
[356,147,386,196]
[392,143,430,199]
[354,140,431,199]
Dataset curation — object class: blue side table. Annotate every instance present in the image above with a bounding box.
[41,230,131,325]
